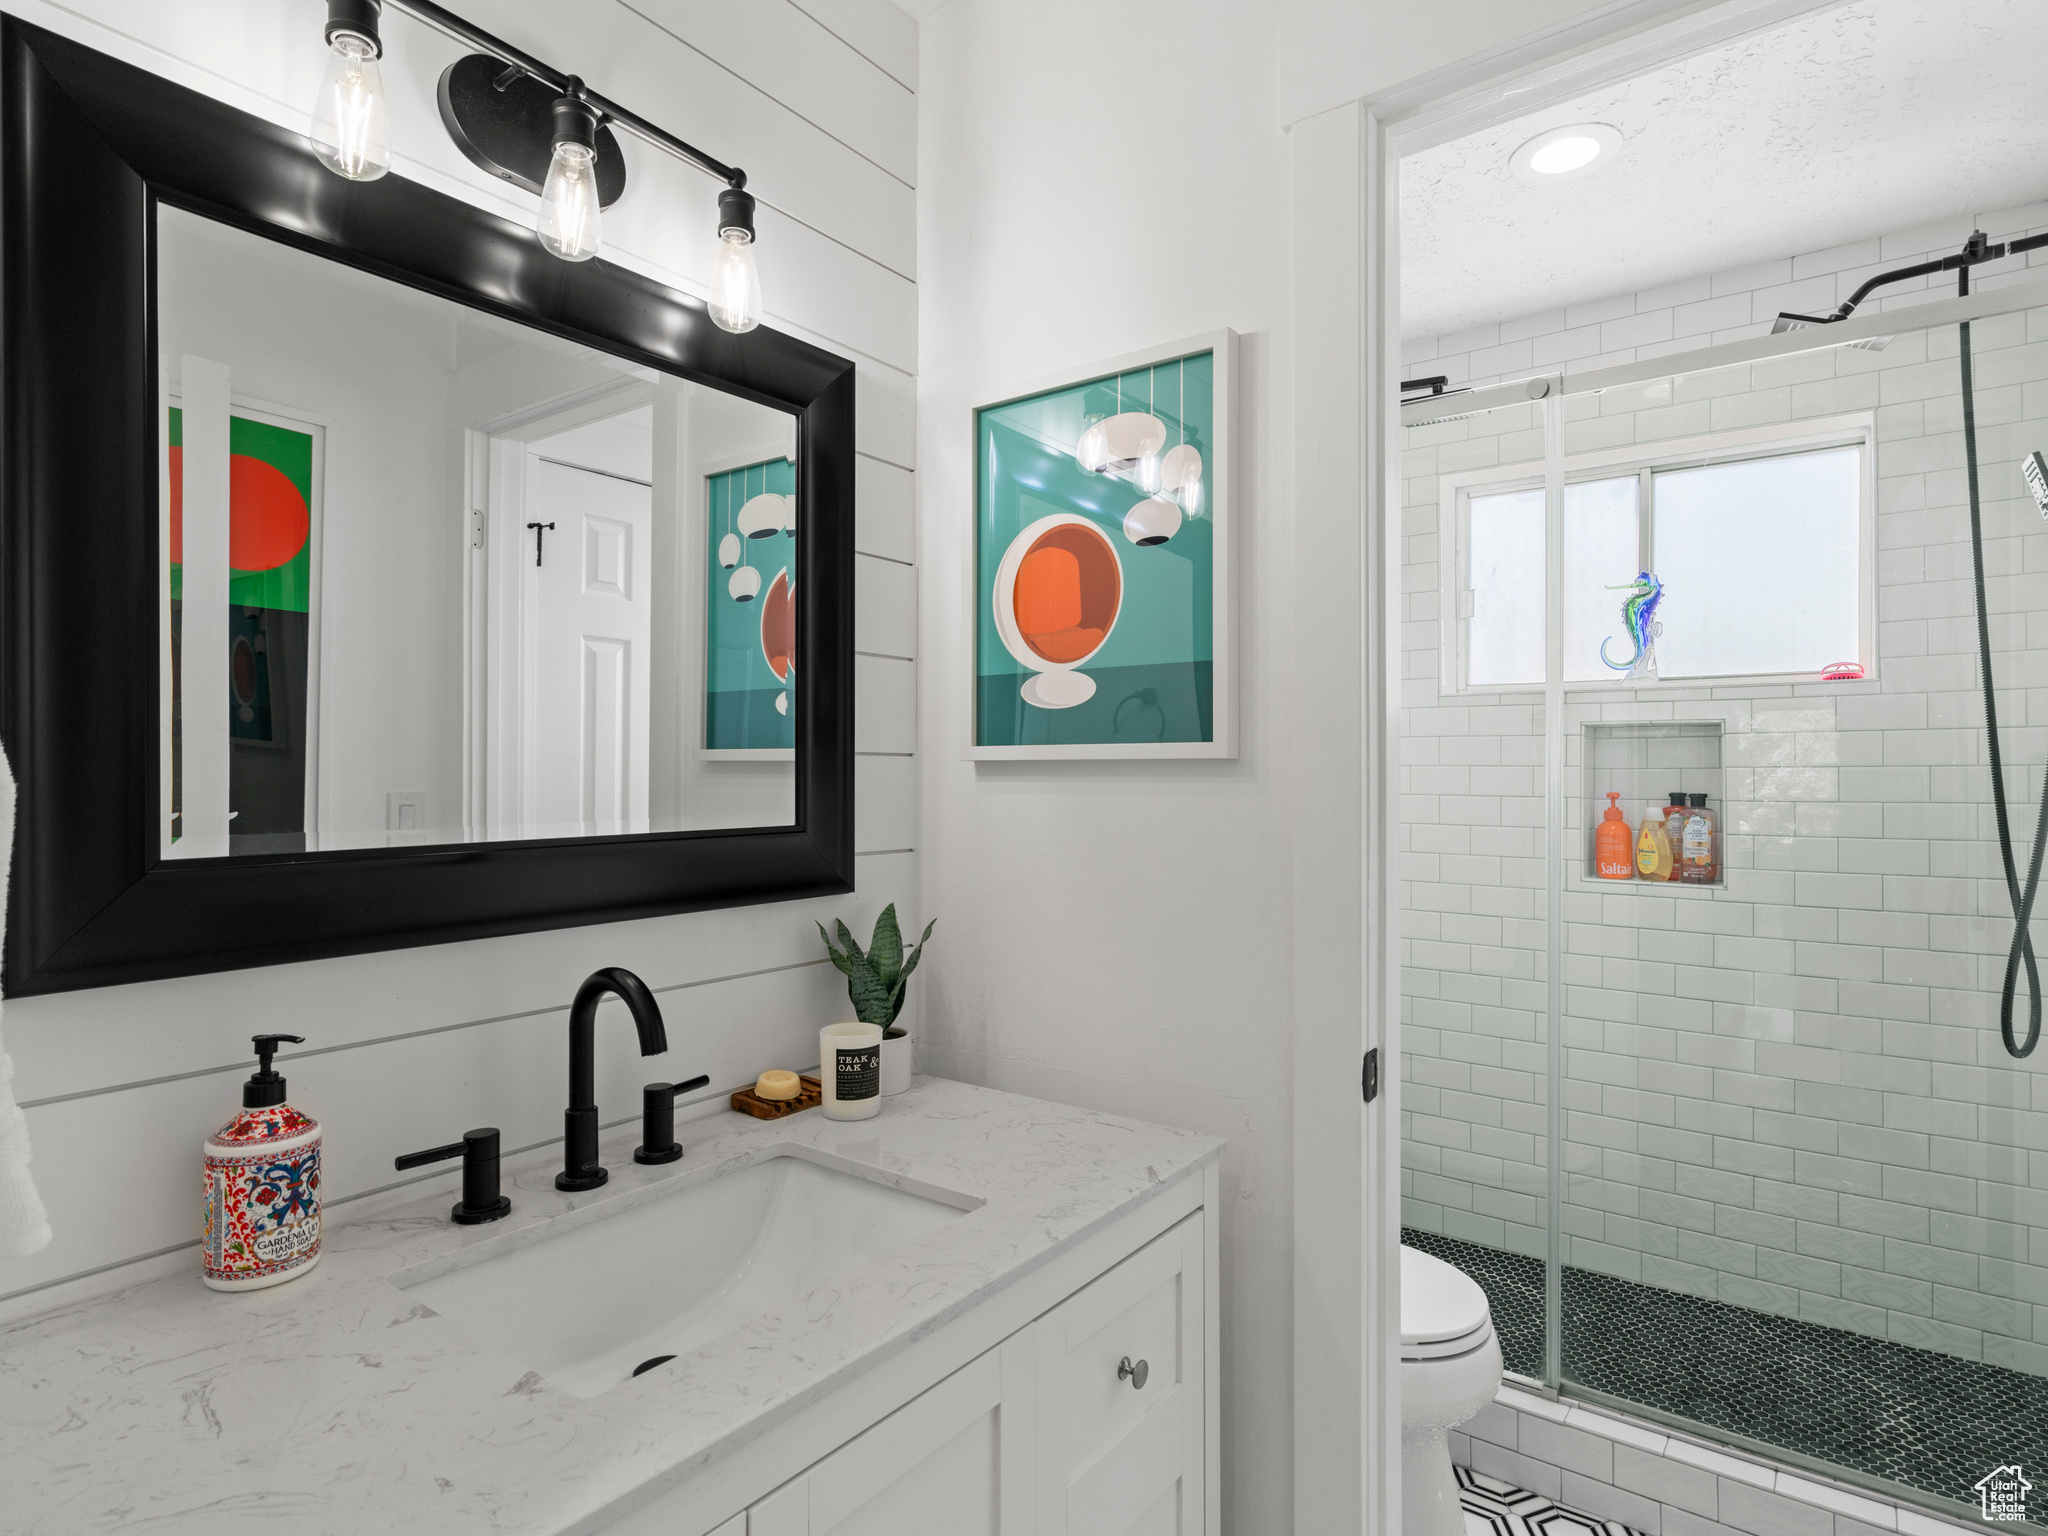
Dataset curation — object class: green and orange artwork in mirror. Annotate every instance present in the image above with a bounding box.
[167,406,317,851]
[705,454,796,752]
[972,338,1234,758]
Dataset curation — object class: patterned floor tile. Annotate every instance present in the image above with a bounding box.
[1457,1464,1644,1536]
[1406,1227,2048,1515]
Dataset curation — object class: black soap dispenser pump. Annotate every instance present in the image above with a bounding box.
[201,1034,324,1291]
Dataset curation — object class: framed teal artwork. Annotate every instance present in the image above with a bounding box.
[970,331,1236,759]
[703,452,797,756]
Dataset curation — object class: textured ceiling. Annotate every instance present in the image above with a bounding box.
[1400,0,2048,340]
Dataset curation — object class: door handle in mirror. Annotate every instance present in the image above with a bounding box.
[1118,1355,1148,1390]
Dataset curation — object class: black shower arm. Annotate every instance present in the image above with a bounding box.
[1779,231,2048,328]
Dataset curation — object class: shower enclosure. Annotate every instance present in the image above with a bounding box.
[1400,268,2048,1525]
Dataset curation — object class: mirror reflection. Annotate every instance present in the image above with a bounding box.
[155,205,798,855]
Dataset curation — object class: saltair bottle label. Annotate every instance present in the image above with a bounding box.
[203,1106,321,1285]
[834,1043,881,1102]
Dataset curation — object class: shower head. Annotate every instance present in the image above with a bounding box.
[2025,451,2048,518]
[1771,312,1893,351]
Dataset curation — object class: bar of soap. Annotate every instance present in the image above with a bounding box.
[756,1070,802,1101]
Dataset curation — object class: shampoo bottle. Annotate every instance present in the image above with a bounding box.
[1636,809,1674,881]
[1664,791,1689,860]
[1596,793,1635,879]
[1679,792,1720,884]
[202,1034,322,1291]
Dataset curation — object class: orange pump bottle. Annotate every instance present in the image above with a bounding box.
[1595,792,1635,879]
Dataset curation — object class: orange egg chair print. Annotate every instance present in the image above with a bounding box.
[761,566,795,715]
[992,514,1122,708]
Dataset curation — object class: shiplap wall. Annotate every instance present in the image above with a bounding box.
[0,0,920,1315]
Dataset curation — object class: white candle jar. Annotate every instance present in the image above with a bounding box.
[820,1022,884,1120]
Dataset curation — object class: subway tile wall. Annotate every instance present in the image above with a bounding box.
[1453,1385,1986,1536]
[1400,203,2048,1373]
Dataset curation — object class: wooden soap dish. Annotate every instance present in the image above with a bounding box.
[730,1074,822,1120]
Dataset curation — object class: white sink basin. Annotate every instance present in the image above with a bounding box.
[396,1152,974,1397]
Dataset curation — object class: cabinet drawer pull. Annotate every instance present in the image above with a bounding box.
[1117,1355,1149,1390]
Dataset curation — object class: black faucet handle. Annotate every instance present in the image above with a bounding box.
[395,1127,512,1225]
[634,1075,709,1165]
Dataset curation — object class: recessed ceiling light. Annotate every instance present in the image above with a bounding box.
[1509,123,1622,182]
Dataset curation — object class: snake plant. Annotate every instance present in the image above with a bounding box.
[817,903,935,1033]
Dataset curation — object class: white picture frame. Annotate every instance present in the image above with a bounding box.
[965,328,1238,761]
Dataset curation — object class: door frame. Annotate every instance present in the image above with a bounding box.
[1286,2,1846,1530]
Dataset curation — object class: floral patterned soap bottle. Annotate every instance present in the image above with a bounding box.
[202,1034,321,1291]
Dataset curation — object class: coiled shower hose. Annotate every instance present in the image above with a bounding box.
[1962,318,2048,1057]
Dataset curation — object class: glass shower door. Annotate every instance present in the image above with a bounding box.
[1399,390,1553,1382]
[1401,292,2048,1527]
[1550,308,2048,1518]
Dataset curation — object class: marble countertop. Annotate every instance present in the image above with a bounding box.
[0,1077,1220,1535]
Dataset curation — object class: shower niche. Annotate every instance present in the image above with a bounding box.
[1578,720,1724,886]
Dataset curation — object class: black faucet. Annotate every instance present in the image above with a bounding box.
[558,968,668,1192]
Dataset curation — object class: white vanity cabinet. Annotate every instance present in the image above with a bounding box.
[1029,1215,1206,1536]
[741,1215,1206,1536]
[743,1338,1033,1536]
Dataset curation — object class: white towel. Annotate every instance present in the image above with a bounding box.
[0,750,50,1257]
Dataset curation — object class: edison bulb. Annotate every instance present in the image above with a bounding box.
[709,231,763,333]
[310,33,390,181]
[1160,444,1204,515]
[537,142,602,262]
[1075,418,1109,474]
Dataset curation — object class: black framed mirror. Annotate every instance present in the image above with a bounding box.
[0,19,855,995]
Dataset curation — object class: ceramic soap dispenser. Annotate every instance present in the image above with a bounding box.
[202,1034,322,1291]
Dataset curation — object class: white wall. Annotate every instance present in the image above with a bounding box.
[914,6,1294,1525]
[912,2,1646,1531]
[0,0,922,1315]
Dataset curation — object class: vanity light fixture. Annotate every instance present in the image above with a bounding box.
[1508,122,1622,182]
[309,0,766,327]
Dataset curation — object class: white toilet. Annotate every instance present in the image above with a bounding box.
[1401,1244,1504,1536]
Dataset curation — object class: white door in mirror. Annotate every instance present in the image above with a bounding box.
[528,458,652,836]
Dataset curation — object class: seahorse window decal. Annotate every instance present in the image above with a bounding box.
[1601,571,1663,676]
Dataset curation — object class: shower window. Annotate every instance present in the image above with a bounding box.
[1446,417,1873,689]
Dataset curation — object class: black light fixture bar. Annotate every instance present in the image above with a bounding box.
[385,0,748,189]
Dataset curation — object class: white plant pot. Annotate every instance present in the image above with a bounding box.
[881,1028,912,1096]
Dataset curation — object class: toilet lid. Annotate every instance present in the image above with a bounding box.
[1400,1245,1492,1346]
